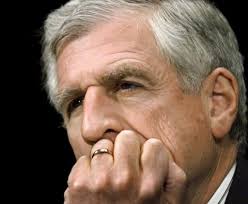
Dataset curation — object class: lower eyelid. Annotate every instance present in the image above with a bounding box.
[67,97,83,115]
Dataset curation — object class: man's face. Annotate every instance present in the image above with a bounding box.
[57,17,218,183]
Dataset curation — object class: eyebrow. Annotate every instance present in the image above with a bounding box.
[55,63,155,113]
[99,63,155,88]
[54,88,84,114]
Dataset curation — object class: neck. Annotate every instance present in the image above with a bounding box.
[187,141,237,204]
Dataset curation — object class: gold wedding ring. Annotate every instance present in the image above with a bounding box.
[92,148,111,158]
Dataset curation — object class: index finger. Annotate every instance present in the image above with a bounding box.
[113,130,141,172]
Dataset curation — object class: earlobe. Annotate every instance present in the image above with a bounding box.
[204,68,238,140]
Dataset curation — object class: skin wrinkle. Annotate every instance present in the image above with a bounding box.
[56,13,165,94]
[56,20,170,116]
[44,0,246,154]
[55,88,84,114]
[99,65,156,88]
[58,49,149,88]
[56,14,239,203]
[157,115,177,160]
[64,15,196,191]
[58,63,164,118]
[202,143,237,203]
[189,139,218,203]
[152,85,217,203]
[202,147,223,203]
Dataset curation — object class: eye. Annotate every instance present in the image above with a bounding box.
[67,96,83,116]
[118,81,143,91]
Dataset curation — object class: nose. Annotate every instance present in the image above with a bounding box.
[81,86,123,144]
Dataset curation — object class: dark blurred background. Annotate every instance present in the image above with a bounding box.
[15,0,247,203]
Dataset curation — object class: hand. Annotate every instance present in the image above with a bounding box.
[64,130,186,204]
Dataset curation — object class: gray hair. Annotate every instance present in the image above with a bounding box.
[42,0,247,150]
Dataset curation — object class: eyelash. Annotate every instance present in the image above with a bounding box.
[116,81,143,92]
[67,96,83,116]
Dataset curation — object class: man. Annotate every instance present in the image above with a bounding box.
[42,0,247,203]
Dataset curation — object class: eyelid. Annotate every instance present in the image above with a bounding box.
[114,80,144,92]
[66,95,84,117]
[121,80,144,87]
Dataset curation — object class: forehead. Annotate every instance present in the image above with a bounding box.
[59,15,156,53]
[56,16,164,90]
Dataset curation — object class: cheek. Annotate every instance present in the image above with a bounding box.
[122,100,163,140]
[66,118,92,159]
[147,109,178,156]
[142,98,217,179]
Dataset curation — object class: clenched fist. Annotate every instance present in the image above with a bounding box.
[64,130,186,204]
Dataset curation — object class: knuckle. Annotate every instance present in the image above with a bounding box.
[139,186,158,201]
[118,130,137,140]
[67,156,89,189]
[139,177,160,200]
[120,130,134,136]
[91,173,109,193]
[68,180,86,193]
[144,139,169,159]
[78,155,88,161]
[169,162,187,188]
[74,155,88,167]
[112,170,133,191]
[116,130,140,145]
[146,138,163,148]
[174,168,187,187]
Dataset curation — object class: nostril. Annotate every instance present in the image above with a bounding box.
[105,129,115,133]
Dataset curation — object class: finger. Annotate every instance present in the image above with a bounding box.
[91,139,114,169]
[67,155,91,193]
[163,161,187,203]
[139,138,170,201]
[64,188,70,204]
[113,130,141,170]
[109,130,141,191]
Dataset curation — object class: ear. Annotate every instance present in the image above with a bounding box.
[202,68,239,140]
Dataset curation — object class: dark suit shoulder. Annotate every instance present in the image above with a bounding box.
[225,155,248,204]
